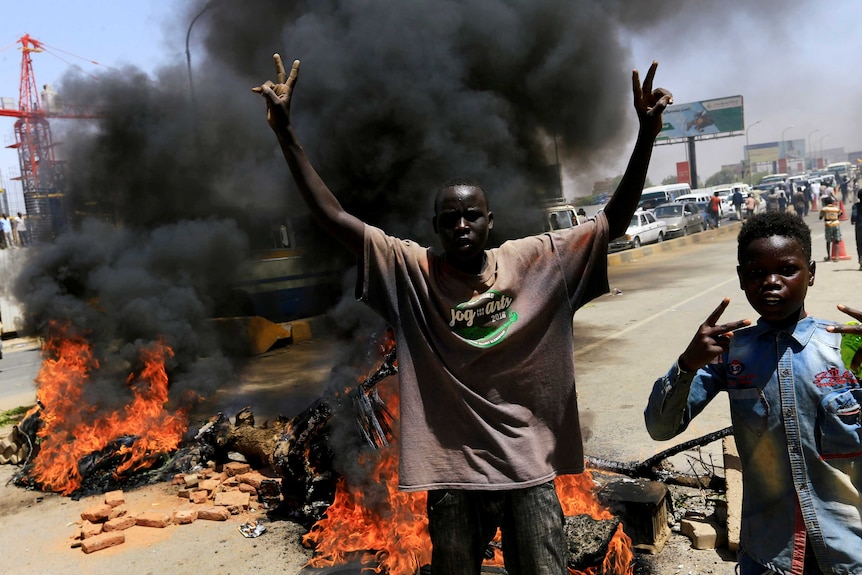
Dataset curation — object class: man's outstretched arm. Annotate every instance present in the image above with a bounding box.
[253,55,364,257]
[602,61,672,240]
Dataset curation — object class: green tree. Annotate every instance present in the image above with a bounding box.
[705,168,737,187]
[661,174,678,185]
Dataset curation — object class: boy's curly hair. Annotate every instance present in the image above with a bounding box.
[738,211,812,262]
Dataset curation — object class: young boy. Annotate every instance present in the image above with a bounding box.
[644,211,862,574]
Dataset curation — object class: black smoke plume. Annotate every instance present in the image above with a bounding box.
[14,0,795,470]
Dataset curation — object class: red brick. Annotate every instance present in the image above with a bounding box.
[135,511,172,528]
[81,504,113,523]
[223,461,252,477]
[80,520,103,539]
[197,507,230,521]
[190,490,209,504]
[214,490,250,509]
[104,490,125,508]
[238,483,257,495]
[81,531,125,553]
[182,473,200,487]
[108,505,127,520]
[199,478,221,493]
[104,515,137,532]
[172,509,198,525]
[238,471,274,490]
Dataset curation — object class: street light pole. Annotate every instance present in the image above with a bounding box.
[186,1,214,146]
[807,129,819,171]
[781,125,795,173]
[745,120,762,185]
[818,134,830,169]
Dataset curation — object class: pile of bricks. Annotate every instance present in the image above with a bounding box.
[0,426,29,465]
[72,461,283,554]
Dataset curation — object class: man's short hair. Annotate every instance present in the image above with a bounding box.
[737,211,812,262]
[435,177,488,213]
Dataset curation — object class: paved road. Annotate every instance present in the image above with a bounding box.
[0,338,41,413]
[575,210,860,469]
[3,210,859,475]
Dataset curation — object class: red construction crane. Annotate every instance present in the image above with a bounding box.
[0,34,100,240]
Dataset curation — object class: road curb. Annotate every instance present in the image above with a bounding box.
[608,221,743,266]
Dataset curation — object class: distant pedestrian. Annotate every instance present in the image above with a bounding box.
[799,180,811,216]
[576,208,587,225]
[0,214,13,248]
[853,191,862,271]
[840,175,850,204]
[707,191,721,228]
[10,213,19,246]
[765,189,780,213]
[820,196,843,261]
[792,186,806,217]
[731,188,744,221]
[15,213,28,246]
[744,193,757,219]
[777,184,788,213]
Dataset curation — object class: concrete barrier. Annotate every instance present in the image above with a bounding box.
[607,221,742,267]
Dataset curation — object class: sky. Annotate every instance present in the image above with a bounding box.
[2,0,861,211]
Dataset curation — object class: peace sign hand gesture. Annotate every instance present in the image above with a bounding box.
[632,61,673,139]
[678,298,751,372]
[252,54,300,131]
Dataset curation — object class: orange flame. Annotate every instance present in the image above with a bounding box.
[303,379,633,574]
[557,473,634,575]
[29,323,194,495]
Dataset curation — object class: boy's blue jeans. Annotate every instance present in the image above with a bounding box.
[737,551,824,574]
[426,480,567,575]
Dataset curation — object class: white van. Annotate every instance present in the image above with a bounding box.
[676,192,712,204]
[826,161,854,182]
[638,183,692,210]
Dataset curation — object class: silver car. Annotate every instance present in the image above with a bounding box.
[653,202,704,238]
[609,209,668,251]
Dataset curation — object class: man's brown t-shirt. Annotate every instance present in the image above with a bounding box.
[359,213,609,491]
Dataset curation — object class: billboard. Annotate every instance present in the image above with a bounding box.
[745,138,806,164]
[657,95,744,140]
[676,162,691,185]
[747,142,779,164]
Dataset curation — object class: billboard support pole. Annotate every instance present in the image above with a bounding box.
[687,137,698,188]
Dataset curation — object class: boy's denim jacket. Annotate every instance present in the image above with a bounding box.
[645,317,862,574]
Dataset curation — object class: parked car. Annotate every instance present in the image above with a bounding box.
[653,202,704,238]
[609,209,668,251]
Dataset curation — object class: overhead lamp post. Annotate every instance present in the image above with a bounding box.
[818,134,830,169]
[780,125,795,172]
[807,129,819,171]
[745,120,762,185]
[186,1,214,146]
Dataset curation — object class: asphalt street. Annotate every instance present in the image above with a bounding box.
[1,209,859,475]
[574,210,860,469]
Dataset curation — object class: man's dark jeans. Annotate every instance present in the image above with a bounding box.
[426,481,566,575]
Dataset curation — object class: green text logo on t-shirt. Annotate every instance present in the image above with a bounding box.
[448,291,517,348]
